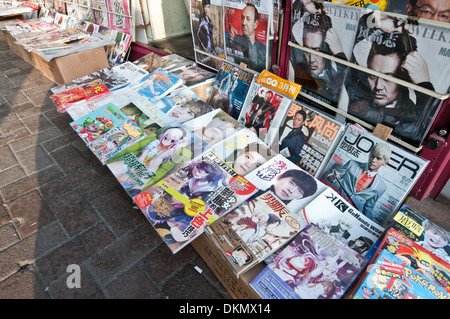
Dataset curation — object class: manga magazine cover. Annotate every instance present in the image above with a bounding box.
[237,82,293,142]
[183,108,245,147]
[206,190,307,277]
[250,224,368,299]
[150,87,214,124]
[266,100,345,177]
[373,228,450,293]
[190,0,225,71]
[132,67,184,101]
[51,81,110,113]
[299,187,385,257]
[289,1,361,107]
[224,0,271,73]
[106,119,206,198]
[352,249,449,299]
[134,150,258,254]
[70,102,128,143]
[208,128,276,177]
[87,119,146,164]
[384,204,450,263]
[244,154,327,216]
[207,60,255,120]
[340,8,449,147]
[319,124,428,227]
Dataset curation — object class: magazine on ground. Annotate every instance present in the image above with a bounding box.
[244,153,327,215]
[237,82,293,142]
[206,189,308,277]
[250,223,368,299]
[319,124,428,227]
[299,187,385,257]
[384,204,450,263]
[134,150,258,254]
[352,249,449,299]
[289,2,361,107]
[70,102,128,143]
[131,67,184,101]
[149,87,214,124]
[207,60,255,120]
[224,0,271,73]
[208,128,276,177]
[183,108,245,147]
[340,9,449,147]
[190,0,225,71]
[373,228,450,293]
[87,118,146,164]
[266,100,345,177]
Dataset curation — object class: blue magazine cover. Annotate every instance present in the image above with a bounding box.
[133,67,184,100]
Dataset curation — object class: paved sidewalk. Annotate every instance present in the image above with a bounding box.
[0,39,231,299]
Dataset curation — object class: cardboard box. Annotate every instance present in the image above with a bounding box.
[2,30,109,84]
[191,234,264,299]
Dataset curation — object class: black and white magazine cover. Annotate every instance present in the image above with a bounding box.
[340,8,449,147]
[224,0,271,73]
[289,1,361,107]
[190,0,225,71]
[319,124,428,227]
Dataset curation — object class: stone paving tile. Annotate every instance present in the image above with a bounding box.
[105,266,162,299]
[7,190,55,239]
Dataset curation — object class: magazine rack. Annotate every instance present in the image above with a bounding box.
[276,0,450,201]
[44,0,135,40]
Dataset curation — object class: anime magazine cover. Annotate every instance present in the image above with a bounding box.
[340,8,449,147]
[352,249,449,299]
[207,60,255,120]
[70,102,128,143]
[224,0,271,73]
[134,150,258,254]
[237,82,293,142]
[289,1,361,107]
[250,224,368,299]
[266,100,345,177]
[244,154,327,216]
[373,228,450,293]
[385,205,450,263]
[206,190,307,277]
[183,108,245,147]
[150,87,214,124]
[299,187,385,257]
[318,124,428,227]
[132,67,184,101]
[208,127,276,176]
[190,0,225,71]
[87,119,146,164]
